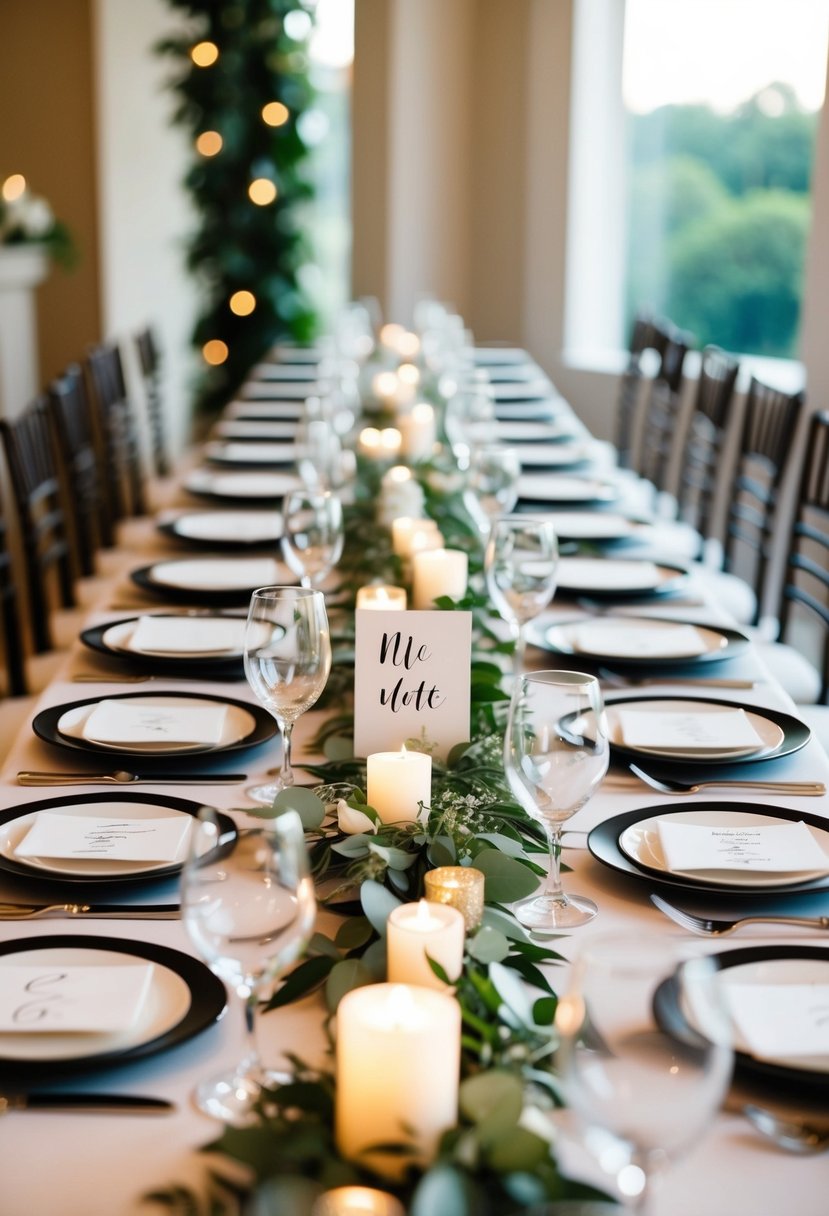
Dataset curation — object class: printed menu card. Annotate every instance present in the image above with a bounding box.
[354,610,472,761]
[0,963,154,1032]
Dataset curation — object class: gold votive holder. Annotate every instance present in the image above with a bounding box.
[424,865,485,932]
[312,1186,406,1216]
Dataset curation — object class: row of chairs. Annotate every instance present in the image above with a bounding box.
[616,311,828,712]
[0,328,167,701]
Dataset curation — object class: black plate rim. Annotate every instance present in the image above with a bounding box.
[527,615,750,667]
[654,943,829,1091]
[517,480,620,508]
[80,615,246,673]
[588,800,829,896]
[0,934,226,1077]
[601,693,810,766]
[0,791,236,886]
[32,690,276,760]
[552,559,690,600]
[129,559,294,605]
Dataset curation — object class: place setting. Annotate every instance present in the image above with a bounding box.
[516,471,620,505]
[552,555,690,599]
[201,439,302,467]
[79,612,253,678]
[239,379,321,400]
[156,509,283,550]
[526,613,751,668]
[183,466,304,503]
[128,554,296,605]
[223,399,306,421]
[212,418,300,441]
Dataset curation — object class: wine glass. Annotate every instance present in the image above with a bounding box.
[281,489,344,588]
[244,586,332,805]
[554,933,733,1213]
[462,443,522,535]
[181,806,316,1125]
[504,670,608,930]
[485,515,559,674]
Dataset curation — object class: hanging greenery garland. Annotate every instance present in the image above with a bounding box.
[157,0,321,415]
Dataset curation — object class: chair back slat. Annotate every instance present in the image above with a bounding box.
[48,364,114,570]
[86,342,147,518]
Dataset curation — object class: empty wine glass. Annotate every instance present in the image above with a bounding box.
[244,586,332,805]
[462,443,522,535]
[181,806,316,1125]
[554,933,733,1213]
[485,515,559,674]
[281,489,344,588]
[504,670,608,930]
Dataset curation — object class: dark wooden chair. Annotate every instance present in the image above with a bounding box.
[674,345,740,543]
[47,364,114,572]
[85,341,147,519]
[134,325,170,477]
[634,329,693,493]
[0,501,27,697]
[0,397,77,655]
[616,313,690,471]
[723,376,805,625]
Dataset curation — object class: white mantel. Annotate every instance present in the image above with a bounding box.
[0,244,49,417]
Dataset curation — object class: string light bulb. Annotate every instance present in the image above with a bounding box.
[230,290,256,316]
[248,178,277,205]
[262,101,289,127]
[195,131,223,157]
[191,40,219,67]
[202,339,229,365]
[2,174,26,202]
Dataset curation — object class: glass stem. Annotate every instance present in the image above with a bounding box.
[544,821,564,900]
[512,623,526,677]
[239,987,262,1080]
[279,721,295,787]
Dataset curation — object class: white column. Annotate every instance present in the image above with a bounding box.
[0,246,49,417]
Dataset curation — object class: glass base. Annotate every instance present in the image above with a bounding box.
[192,1066,290,1125]
[514,890,597,931]
[245,776,293,806]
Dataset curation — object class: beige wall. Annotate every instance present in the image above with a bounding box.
[0,0,101,393]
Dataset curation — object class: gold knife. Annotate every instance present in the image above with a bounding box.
[0,1093,175,1114]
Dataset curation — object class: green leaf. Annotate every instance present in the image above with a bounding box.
[489,960,538,1027]
[264,954,335,1010]
[368,841,418,870]
[325,958,375,1011]
[334,917,374,951]
[360,879,403,935]
[533,995,558,1025]
[486,1126,548,1173]
[466,925,510,964]
[330,834,372,859]
[427,837,457,867]
[410,1164,479,1216]
[459,1071,524,1129]
[271,787,326,830]
[307,932,342,960]
[475,832,526,859]
[324,735,355,761]
[360,937,387,978]
[480,906,534,944]
[474,850,540,903]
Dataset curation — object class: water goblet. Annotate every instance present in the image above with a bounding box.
[462,442,522,535]
[181,806,316,1125]
[281,489,344,588]
[554,933,733,1213]
[485,515,559,674]
[244,586,332,805]
[504,670,608,930]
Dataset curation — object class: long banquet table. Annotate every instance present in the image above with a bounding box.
[2,351,829,1216]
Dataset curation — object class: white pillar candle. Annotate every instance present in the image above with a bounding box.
[387,899,465,989]
[412,547,469,609]
[356,584,407,611]
[398,402,436,462]
[378,427,402,458]
[381,464,413,488]
[335,983,461,1178]
[391,515,443,558]
[366,746,432,824]
[358,426,382,457]
[372,369,400,408]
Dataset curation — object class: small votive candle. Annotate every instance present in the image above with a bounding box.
[366,746,432,824]
[387,899,465,989]
[391,515,443,558]
[312,1188,405,1216]
[356,584,407,611]
[423,866,485,932]
[411,547,468,609]
[398,402,436,462]
[335,983,461,1179]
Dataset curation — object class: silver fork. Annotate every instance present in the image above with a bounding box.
[629,763,825,796]
[0,902,179,920]
[650,893,829,936]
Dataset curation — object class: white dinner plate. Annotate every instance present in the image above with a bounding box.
[57,695,258,754]
[0,801,196,879]
[203,440,300,465]
[605,699,784,761]
[167,510,283,545]
[213,419,299,440]
[485,364,544,382]
[99,616,250,659]
[717,957,829,1072]
[241,380,318,399]
[491,380,556,400]
[544,616,730,660]
[517,474,618,503]
[493,420,580,443]
[139,556,286,592]
[250,363,320,380]
[185,469,303,499]
[513,442,592,468]
[224,400,305,420]
[619,808,829,889]
[554,556,685,593]
[473,346,531,365]
[495,400,564,420]
[534,512,640,541]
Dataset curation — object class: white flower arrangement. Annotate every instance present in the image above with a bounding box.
[0,175,76,267]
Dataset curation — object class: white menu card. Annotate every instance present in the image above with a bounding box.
[354,610,472,761]
[657,819,829,873]
[726,981,829,1058]
[0,963,154,1033]
[15,812,192,863]
[82,701,228,746]
[618,707,763,752]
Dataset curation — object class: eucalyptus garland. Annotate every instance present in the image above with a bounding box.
[157,0,319,414]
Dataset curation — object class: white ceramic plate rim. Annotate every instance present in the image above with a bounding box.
[185,470,303,498]
[606,699,784,761]
[619,808,829,888]
[557,617,729,659]
[517,474,617,502]
[100,617,247,660]
[170,511,283,544]
[57,695,256,753]
[0,945,191,1061]
[143,557,284,591]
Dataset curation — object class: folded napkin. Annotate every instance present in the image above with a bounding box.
[572,622,707,658]
[82,700,229,746]
[216,442,298,464]
[617,706,764,752]
[128,615,247,654]
[518,475,609,502]
[557,558,662,591]
[657,818,829,873]
[0,963,154,1033]
[15,810,192,863]
[150,557,282,590]
[726,980,829,1059]
[174,511,282,543]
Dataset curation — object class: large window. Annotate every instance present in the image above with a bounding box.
[621,0,829,359]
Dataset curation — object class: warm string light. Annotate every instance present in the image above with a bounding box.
[202,339,228,366]
[191,40,219,67]
[229,290,256,316]
[262,101,289,127]
[195,131,223,157]
[2,174,26,202]
[248,178,277,205]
